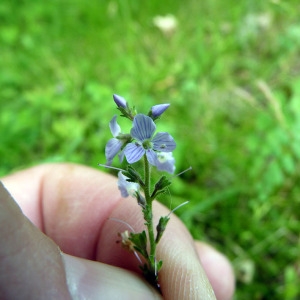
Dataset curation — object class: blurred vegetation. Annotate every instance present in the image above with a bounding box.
[1,0,300,299]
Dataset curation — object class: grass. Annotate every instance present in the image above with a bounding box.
[1,0,300,298]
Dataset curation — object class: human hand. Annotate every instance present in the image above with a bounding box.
[0,163,234,299]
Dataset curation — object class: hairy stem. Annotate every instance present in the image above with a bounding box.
[143,154,156,271]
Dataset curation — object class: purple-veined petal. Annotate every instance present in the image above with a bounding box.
[105,138,123,165]
[124,142,145,163]
[146,149,159,167]
[113,94,127,108]
[118,150,125,163]
[156,152,176,173]
[131,114,156,142]
[118,171,140,197]
[109,115,121,137]
[151,103,170,118]
[152,132,176,152]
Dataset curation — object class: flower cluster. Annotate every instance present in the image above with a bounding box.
[105,94,176,174]
[103,94,179,292]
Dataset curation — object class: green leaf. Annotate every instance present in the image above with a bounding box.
[155,216,170,243]
[123,166,144,186]
[129,231,148,259]
[157,260,163,272]
[151,175,172,199]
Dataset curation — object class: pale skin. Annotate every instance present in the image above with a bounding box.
[0,163,235,299]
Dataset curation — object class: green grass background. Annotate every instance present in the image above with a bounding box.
[1,0,300,299]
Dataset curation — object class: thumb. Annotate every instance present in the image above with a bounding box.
[62,254,161,299]
[0,181,70,299]
[0,182,160,300]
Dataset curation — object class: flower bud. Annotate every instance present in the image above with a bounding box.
[113,94,127,108]
[150,103,170,119]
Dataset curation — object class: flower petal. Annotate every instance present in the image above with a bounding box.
[118,150,125,163]
[146,149,158,166]
[124,143,145,163]
[156,152,176,173]
[109,115,121,137]
[131,114,156,142]
[152,132,176,152]
[105,138,123,165]
[118,171,140,197]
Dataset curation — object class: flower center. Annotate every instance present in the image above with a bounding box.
[157,153,167,162]
[142,139,153,150]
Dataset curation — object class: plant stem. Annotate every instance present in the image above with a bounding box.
[143,154,156,270]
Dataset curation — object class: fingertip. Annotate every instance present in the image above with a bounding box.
[195,242,235,300]
[154,210,216,300]
[158,240,216,300]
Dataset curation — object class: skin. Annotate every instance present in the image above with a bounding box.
[0,163,235,299]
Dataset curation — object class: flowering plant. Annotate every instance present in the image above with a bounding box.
[102,94,186,292]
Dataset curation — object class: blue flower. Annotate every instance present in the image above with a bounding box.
[105,116,131,165]
[124,114,176,167]
[150,103,170,119]
[118,171,140,197]
[156,152,176,174]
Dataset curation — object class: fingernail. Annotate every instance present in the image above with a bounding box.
[62,254,162,300]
